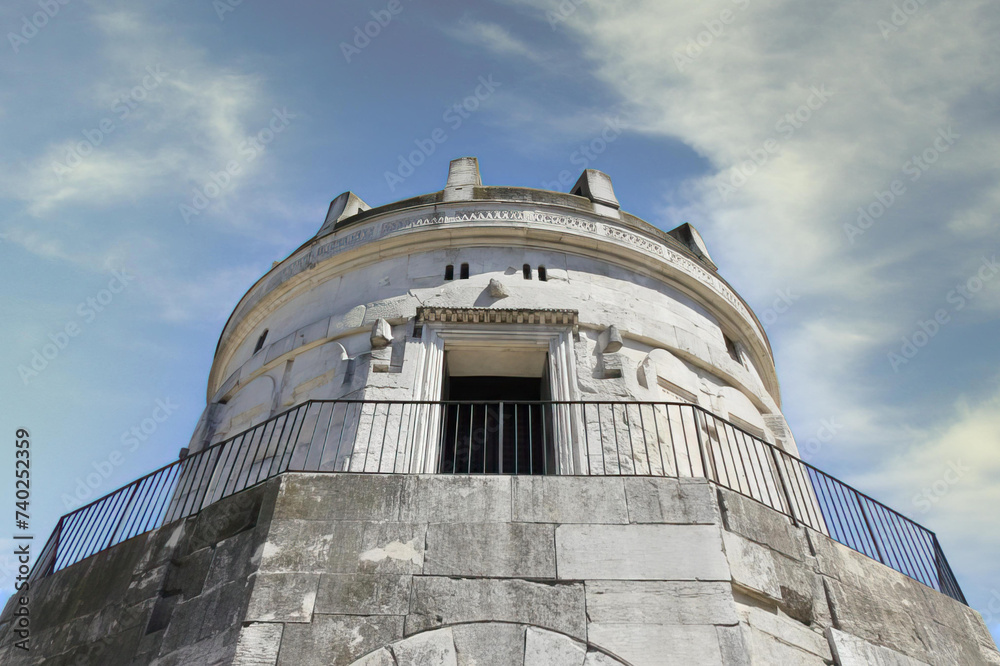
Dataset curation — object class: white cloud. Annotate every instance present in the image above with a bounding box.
[508,0,1000,625]
[446,18,545,63]
[0,8,267,217]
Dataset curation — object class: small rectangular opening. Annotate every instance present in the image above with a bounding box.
[444,265,454,280]
[460,263,470,279]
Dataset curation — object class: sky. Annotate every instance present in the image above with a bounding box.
[1,0,999,642]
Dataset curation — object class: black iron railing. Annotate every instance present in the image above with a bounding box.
[27,400,966,604]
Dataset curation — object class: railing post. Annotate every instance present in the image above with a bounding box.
[106,483,140,550]
[498,402,504,475]
[857,498,886,564]
[768,447,799,527]
[692,407,714,482]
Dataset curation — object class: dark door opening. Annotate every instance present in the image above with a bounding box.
[440,375,554,474]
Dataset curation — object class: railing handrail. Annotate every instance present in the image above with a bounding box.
[23,398,966,605]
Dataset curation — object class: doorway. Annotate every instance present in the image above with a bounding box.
[439,356,554,474]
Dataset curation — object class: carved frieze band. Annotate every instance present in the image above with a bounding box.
[226,207,759,344]
[417,307,578,326]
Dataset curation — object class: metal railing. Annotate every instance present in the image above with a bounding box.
[27,400,966,604]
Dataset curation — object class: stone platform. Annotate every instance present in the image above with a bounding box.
[1,473,997,665]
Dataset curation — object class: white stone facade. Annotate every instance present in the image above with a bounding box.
[189,158,795,472]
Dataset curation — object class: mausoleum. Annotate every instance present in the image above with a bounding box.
[2,158,997,665]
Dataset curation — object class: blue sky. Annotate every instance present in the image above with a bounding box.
[2,0,999,640]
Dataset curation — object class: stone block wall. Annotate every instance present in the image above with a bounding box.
[2,473,997,665]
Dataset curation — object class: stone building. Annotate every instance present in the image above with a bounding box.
[2,157,998,665]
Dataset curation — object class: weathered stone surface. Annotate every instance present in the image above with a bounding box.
[452,623,525,666]
[278,614,404,666]
[769,550,830,626]
[586,580,738,625]
[351,648,397,666]
[488,278,509,298]
[716,625,751,666]
[408,577,587,640]
[424,523,556,578]
[261,520,425,574]
[315,574,411,615]
[625,477,719,524]
[740,606,830,660]
[823,577,930,662]
[400,475,512,522]
[722,531,780,601]
[826,627,931,665]
[589,624,724,666]
[513,477,627,524]
[392,627,458,666]
[717,488,805,561]
[743,624,828,665]
[556,524,730,581]
[524,627,586,666]
[245,573,319,622]
[274,474,404,521]
[584,650,629,665]
[371,318,392,348]
[232,622,283,665]
[204,530,260,591]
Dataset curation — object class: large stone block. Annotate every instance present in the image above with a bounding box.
[204,529,261,591]
[392,627,458,666]
[399,475,512,523]
[245,573,319,622]
[261,520,425,575]
[586,580,738,625]
[232,622,284,665]
[407,577,586,640]
[352,649,396,666]
[424,523,556,578]
[823,577,931,662]
[721,531,780,602]
[277,614,404,666]
[556,524,730,581]
[513,477,627,524]
[314,574,411,615]
[826,627,931,665]
[625,477,720,524]
[742,623,828,665]
[588,624,724,666]
[274,474,404,521]
[717,489,805,561]
[740,606,831,661]
[452,623,525,666]
[769,550,830,626]
[524,627,586,666]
